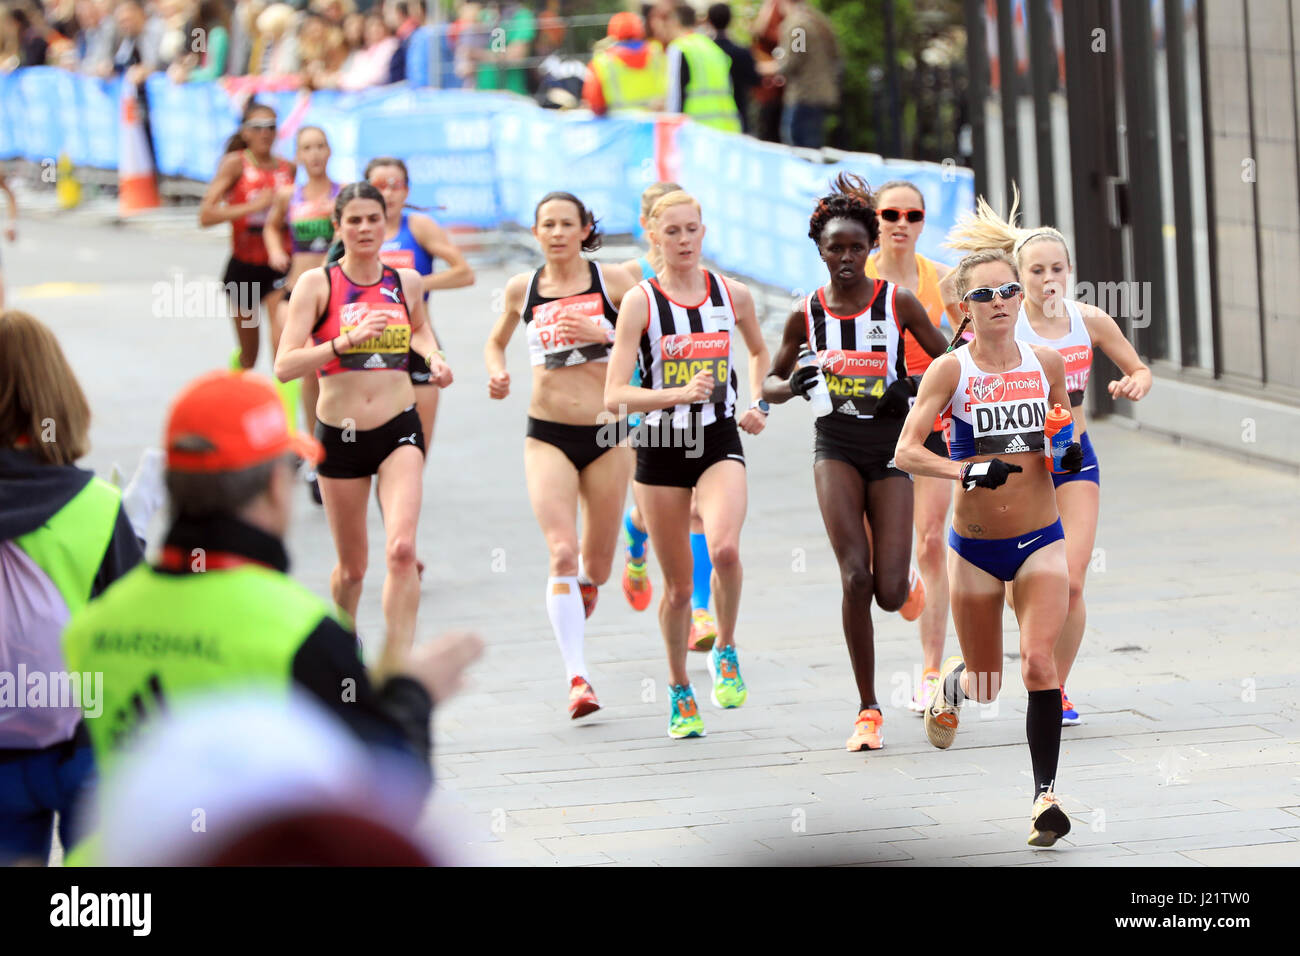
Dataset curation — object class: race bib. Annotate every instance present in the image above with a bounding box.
[1059,344,1092,404]
[963,371,1047,455]
[661,331,729,403]
[820,349,887,417]
[338,303,410,371]
[380,248,416,270]
[531,294,612,369]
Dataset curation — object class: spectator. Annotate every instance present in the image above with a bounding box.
[60,371,482,796]
[298,10,345,87]
[749,0,787,142]
[759,0,840,148]
[110,0,162,84]
[155,0,192,70]
[534,48,584,108]
[661,2,741,133]
[169,0,231,82]
[472,0,535,96]
[228,0,265,75]
[73,0,115,75]
[311,0,349,28]
[706,2,758,135]
[1,4,49,68]
[252,2,299,75]
[450,0,486,88]
[384,0,419,83]
[0,309,144,865]
[314,11,395,89]
[582,11,665,116]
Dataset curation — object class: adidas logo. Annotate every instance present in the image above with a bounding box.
[363,353,387,369]
[564,350,587,366]
[837,400,857,415]
[1003,434,1031,453]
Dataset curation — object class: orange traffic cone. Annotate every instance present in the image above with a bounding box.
[119,82,160,217]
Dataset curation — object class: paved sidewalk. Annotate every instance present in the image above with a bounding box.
[9,219,1298,866]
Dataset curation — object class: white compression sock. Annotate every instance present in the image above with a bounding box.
[577,555,592,587]
[546,576,587,681]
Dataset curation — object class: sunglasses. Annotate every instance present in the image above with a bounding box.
[963,282,1023,303]
[245,120,277,131]
[878,207,924,223]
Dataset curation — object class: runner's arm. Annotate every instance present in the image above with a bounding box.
[484,272,527,383]
[402,267,451,386]
[262,185,293,269]
[601,259,639,309]
[761,309,810,404]
[410,213,475,292]
[1081,302,1152,401]
[198,153,267,227]
[604,287,683,414]
[727,279,771,409]
[274,269,338,381]
[894,353,963,480]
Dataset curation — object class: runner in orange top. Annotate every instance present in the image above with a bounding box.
[863,179,956,717]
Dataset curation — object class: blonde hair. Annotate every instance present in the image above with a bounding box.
[946,184,1070,268]
[945,250,1019,351]
[647,190,701,226]
[0,310,92,465]
[640,181,682,273]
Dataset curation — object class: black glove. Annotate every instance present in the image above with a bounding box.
[875,376,918,418]
[960,458,1023,491]
[789,364,820,400]
[1060,442,1083,474]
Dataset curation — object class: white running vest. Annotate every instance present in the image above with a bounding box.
[1014,299,1092,407]
[636,271,739,429]
[522,260,620,370]
[804,281,907,420]
[946,340,1050,460]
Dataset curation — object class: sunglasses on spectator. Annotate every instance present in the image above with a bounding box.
[878,207,924,223]
[963,282,1023,303]
[245,119,277,131]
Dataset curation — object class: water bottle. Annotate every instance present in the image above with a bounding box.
[1044,403,1074,473]
[797,346,833,417]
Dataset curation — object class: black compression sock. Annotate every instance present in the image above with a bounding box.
[942,663,966,706]
[1026,688,1063,798]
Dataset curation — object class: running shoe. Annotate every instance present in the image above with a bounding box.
[622,557,652,611]
[1028,790,1071,847]
[907,669,941,715]
[568,676,600,719]
[924,655,965,749]
[580,580,598,619]
[707,643,747,708]
[1060,686,1081,726]
[688,607,717,652]
[899,566,926,622]
[668,683,705,738]
[846,708,884,751]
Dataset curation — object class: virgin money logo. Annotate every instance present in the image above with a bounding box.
[970,374,1005,403]
[823,350,847,375]
[663,335,692,359]
[1061,347,1092,365]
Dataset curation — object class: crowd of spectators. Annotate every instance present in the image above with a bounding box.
[0,0,843,146]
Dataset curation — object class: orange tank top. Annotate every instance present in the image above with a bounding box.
[865,252,945,375]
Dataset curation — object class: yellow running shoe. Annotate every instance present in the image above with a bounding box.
[688,608,717,652]
[924,656,965,749]
[845,708,884,751]
[1028,790,1071,847]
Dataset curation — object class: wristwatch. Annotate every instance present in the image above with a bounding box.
[751,399,770,415]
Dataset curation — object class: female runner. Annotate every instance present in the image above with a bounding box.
[264,125,339,503]
[484,192,637,720]
[615,181,719,654]
[895,249,1082,846]
[605,190,770,739]
[198,101,295,373]
[275,183,452,679]
[947,192,1151,724]
[763,174,947,752]
[863,178,958,716]
[366,157,476,450]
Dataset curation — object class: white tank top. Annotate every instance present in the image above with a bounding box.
[1014,299,1092,407]
[946,340,1050,460]
[521,260,619,369]
[637,270,738,429]
[804,281,907,421]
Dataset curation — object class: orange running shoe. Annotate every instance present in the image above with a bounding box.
[579,580,598,619]
[622,557,652,611]
[568,676,600,719]
[688,608,717,653]
[846,708,884,751]
[899,566,926,622]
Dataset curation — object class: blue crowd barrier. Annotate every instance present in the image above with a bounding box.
[1,67,973,288]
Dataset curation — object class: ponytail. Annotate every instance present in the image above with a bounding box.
[946,183,1072,269]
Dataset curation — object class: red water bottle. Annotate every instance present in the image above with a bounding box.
[1043,403,1074,473]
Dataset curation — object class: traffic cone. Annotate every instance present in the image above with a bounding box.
[56,152,81,209]
[118,82,160,217]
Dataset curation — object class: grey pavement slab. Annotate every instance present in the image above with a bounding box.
[10,218,1299,866]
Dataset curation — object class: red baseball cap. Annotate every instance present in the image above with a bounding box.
[607,11,645,40]
[165,371,323,472]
